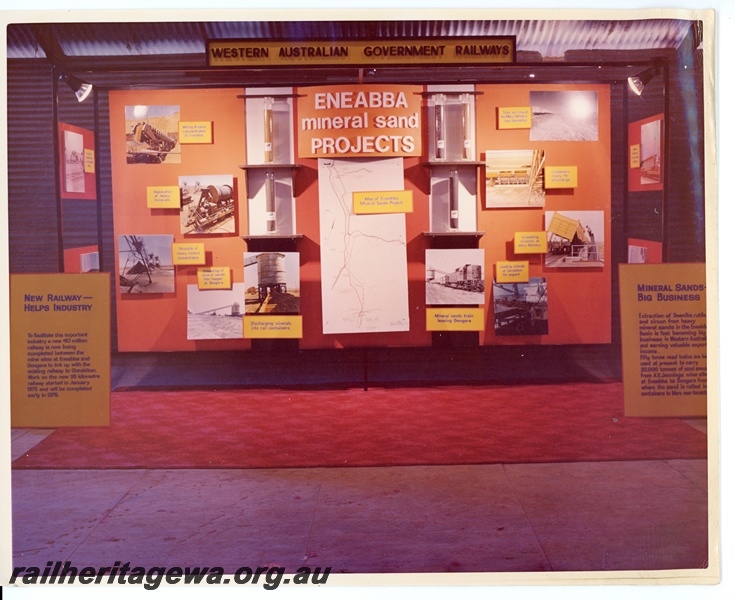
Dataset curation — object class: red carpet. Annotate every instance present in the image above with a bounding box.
[12,383,707,469]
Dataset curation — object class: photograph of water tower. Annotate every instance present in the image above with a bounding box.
[244,252,300,314]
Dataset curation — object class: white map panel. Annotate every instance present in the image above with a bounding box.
[318,157,410,334]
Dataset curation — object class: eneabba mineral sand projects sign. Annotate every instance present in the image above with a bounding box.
[297,84,423,158]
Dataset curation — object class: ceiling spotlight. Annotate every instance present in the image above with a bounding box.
[627,65,660,96]
[59,73,93,102]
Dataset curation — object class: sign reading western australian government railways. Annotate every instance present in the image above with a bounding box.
[207,37,516,67]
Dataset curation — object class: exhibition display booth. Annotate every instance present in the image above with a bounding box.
[5,12,715,580]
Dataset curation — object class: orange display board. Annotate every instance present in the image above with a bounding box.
[619,263,707,417]
[110,83,611,351]
[10,273,111,427]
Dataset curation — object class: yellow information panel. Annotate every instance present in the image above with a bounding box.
[619,263,707,417]
[544,166,578,189]
[353,190,413,214]
[244,315,303,339]
[10,273,111,427]
[426,308,484,331]
[496,261,530,283]
[179,121,213,144]
[147,186,181,209]
[629,144,641,169]
[514,232,548,254]
[497,106,531,129]
[197,267,232,290]
[172,243,206,265]
[84,148,95,174]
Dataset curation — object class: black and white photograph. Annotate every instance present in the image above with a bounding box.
[62,129,85,193]
[545,210,605,268]
[244,252,300,314]
[125,104,181,164]
[118,234,175,293]
[530,90,599,141]
[425,248,485,305]
[493,278,549,336]
[485,149,546,208]
[187,284,245,340]
[179,175,236,235]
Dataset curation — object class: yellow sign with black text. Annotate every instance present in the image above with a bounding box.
[353,190,413,214]
[426,308,484,331]
[244,315,303,339]
[10,273,111,427]
[619,263,707,417]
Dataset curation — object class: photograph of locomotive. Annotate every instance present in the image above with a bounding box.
[118,234,175,294]
[425,248,485,306]
[493,278,549,336]
[179,174,236,235]
[244,252,300,314]
[125,104,181,164]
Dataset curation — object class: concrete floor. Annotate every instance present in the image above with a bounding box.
[11,423,711,582]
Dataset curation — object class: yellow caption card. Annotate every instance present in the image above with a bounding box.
[426,308,484,331]
[514,232,548,254]
[172,243,206,265]
[629,144,641,169]
[147,186,181,209]
[353,190,413,214]
[84,148,95,174]
[619,263,707,417]
[497,106,532,129]
[496,261,530,283]
[179,121,213,144]
[197,267,231,290]
[10,273,111,427]
[243,315,303,339]
[544,166,578,189]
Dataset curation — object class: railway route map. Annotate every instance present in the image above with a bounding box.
[318,157,410,334]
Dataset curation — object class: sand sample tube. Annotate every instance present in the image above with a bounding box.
[460,93,472,160]
[263,96,274,163]
[434,93,446,160]
[449,169,459,230]
[265,170,276,233]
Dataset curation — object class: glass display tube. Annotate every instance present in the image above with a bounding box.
[460,93,472,160]
[265,170,276,233]
[263,96,274,163]
[449,169,459,230]
[434,93,446,161]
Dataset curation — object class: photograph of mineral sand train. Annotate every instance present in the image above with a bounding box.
[425,249,485,306]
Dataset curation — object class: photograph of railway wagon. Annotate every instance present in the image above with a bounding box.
[426,248,485,306]
[544,210,604,268]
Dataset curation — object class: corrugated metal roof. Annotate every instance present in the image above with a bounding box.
[7,19,696,61]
